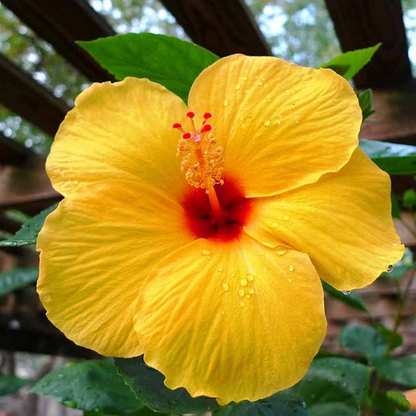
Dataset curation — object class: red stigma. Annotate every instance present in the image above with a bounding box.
[201,124,212,133]
[182,132,191,139]
[172,123,182,129]
[203,113,212,120]
[186,111,195,118]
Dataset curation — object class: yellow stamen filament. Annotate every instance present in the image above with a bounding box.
[175,113,225,221]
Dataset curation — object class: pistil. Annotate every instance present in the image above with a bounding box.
[173,111,226,223]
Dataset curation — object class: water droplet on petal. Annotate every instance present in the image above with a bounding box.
[217,267,223,272]
[201,249,211,256]
[223,99,229,107]
[247,274,254,281]
[272,222,279,228]
[222,283,229,292]
[240,278,248,287]
[342,290,351,296]
[248,288,255,294]
[283,214,290,221]
[387,264,394,273]
[239,289,245,297]
[235,83,241,90]
[288,264,294,272]
[220,310,225,315]
[288,278,293,283]
[239,300,246,307]
[276,247,287,256]
[264,120,271,127]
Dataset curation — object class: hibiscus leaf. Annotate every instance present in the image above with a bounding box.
[320,43,381,80]
[339,325,402,361]
[0,375,34,396]
[0,204,57,248]
[322,281,368,312]
[372,390,411,415]
[115,356,220,414]
[31,360,144,414]
[0,268,39,296]
[373,356,416,387]
[78,33,219,103]
[357,89,375,122]
[391,193,401,219]
[213,392,307,415]
[359,139,416,175]
[289,357,371,416]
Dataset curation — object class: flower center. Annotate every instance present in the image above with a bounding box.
[173,111,225,223]
[181,176,253,242]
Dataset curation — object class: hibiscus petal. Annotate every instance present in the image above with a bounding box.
[188,54,361,197]
[244,148,404,291]
[134,236,326,405]
[47,77,189,199]
[37,180,194,357]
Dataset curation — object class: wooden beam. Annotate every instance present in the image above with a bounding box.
[2,0,115,82]
[360,81,416,143]
[0,54,69,137]
[160,0,271,56]
[0,133,34,165]
[325,0,412,88]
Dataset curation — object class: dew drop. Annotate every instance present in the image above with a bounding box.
[73,180,79,185]
[276,247,287,256]
[220,310,225,315]
[238,289,245,297]
[201,249,211,256]
[264,120,271,127]
[288,278,293,283]
[241,76,248,81]
[288,264,294,272]
[248,287,255,294]
[342,290,351,296]
[387,264,394,273]
[247,274,254,281]
[267,97,272,102]
[240,278,248,287]
[272,222,279,228]
[223,99,229,107]
[246,294,251,299]
[283,214,290,221]
[241,123,246,129]
[217,267,223,272]
[235,83,241,90]
[239,300,246,307]
[222,283,229,292]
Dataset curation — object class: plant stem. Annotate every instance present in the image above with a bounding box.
[365,269,416,415]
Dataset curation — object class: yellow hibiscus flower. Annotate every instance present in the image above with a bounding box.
[37,54,404,405]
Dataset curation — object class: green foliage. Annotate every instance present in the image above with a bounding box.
[339,325,402,361]
[0,268,38,296]
[359,139,416,175]
[79,33,219,103]
[372,390,411,416]
[32,361,144,414]
[115,356,220,414]
[214,392,307,416]
[391,193,402,219]
[322,281,368,312]
[320,43,381,80]
[0,375,34,396]
[0,204,57,248]
[290,357,371,416]
[404,189,416,210]
[373,356,416,387]
[357,89,375,122]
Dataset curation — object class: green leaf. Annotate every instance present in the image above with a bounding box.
[357,89,375,122]
[404,189,416,210]
[79,33,219,103]
[372,390,411,416]
[320,43,381,80]
[0,204,57,248]
[290,357,371,416]
[373,356,416,387]
[31,360,144,414]
[115,356,220,414]
[359,139,416,175]
[0,375,34,396]
[391,193,402,219]
[214,392,307,416]
[0,268,38,296]
[339,325,402,360]
[322,281,368,312]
